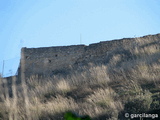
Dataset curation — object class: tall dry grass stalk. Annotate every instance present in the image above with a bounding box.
[56,79,71,92]
[11,76,17,120]
[86,88,123,111]
[3,76,18,120]
[67,65,110,87]
[21,48,31,120]
[2,78,12,120]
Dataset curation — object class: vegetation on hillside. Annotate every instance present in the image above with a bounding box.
[0,37,160,120]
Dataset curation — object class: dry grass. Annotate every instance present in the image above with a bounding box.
[56,79,71,93]
[1,61,159,119]
[86,88,123,112]
[1,37,160,119]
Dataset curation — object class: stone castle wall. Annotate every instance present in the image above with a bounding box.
[20,33,160,78]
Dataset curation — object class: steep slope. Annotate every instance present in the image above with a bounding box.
[1,33,160,120]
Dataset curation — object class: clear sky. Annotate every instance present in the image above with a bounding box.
[0,0,160,77]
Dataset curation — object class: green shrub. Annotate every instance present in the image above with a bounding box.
[64,111,91,120]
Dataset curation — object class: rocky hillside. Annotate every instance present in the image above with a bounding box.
[1,33,160,120]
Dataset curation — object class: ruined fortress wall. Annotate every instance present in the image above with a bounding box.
[20,33,160,78]
[22,45,86,77]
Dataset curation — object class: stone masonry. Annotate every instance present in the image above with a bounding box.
[19,33,160,78]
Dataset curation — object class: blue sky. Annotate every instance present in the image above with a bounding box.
[0,0,160,77]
